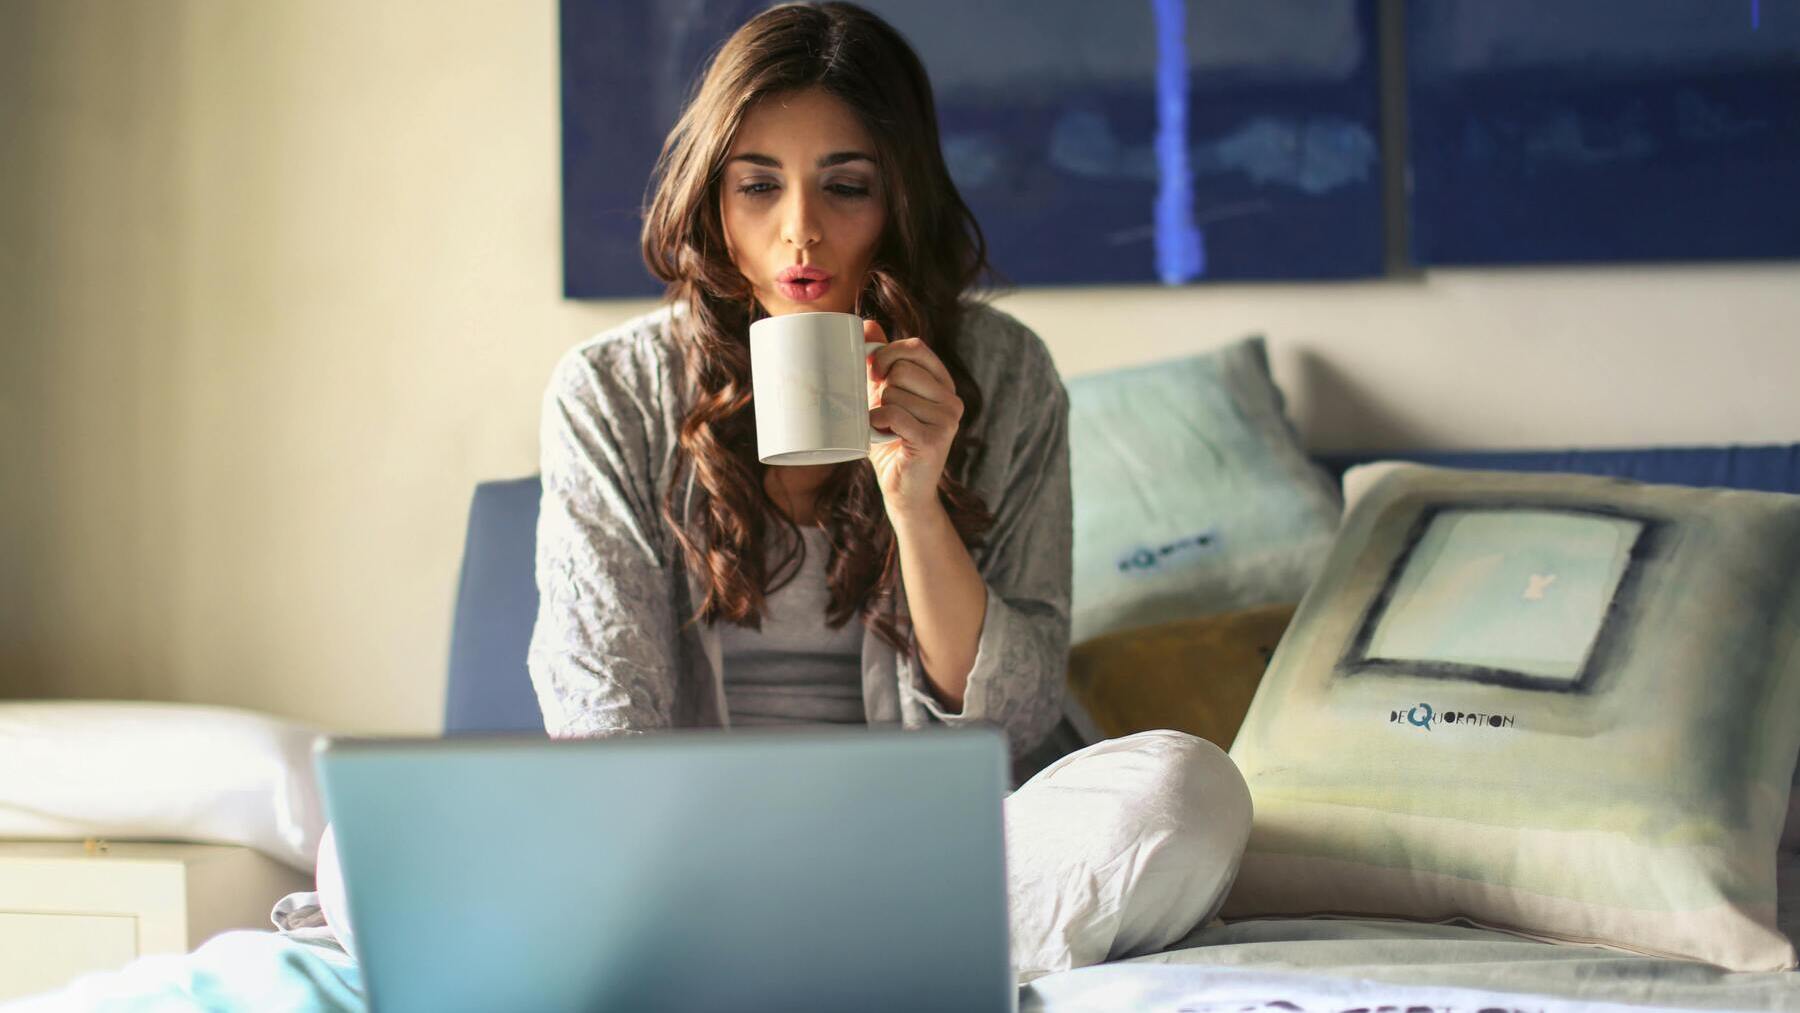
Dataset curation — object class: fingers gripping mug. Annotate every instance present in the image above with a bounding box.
[749,311,900,466]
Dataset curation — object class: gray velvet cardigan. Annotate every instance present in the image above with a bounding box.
[525,300,1071,760]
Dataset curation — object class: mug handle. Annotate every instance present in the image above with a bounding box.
[864,340,901,445]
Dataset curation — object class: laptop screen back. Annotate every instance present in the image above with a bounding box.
[316,727,1012,1013]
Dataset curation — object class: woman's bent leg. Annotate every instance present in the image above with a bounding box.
[1003,729,1252,984]
[315,822,358,960]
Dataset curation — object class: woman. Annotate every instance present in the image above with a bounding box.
[325,1,1251,984]
[530,1,1066,759]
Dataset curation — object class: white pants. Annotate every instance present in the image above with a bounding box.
[1003,729,1253,984]
[316,729,1252,986]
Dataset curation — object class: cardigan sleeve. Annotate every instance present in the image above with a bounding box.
[525,337,682,738]
[897,327,1073,758]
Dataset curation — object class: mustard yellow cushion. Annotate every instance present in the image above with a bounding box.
[1067,603,1297,751]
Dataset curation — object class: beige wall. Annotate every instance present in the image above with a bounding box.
[4,1,1797,734]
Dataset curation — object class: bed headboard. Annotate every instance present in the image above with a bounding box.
[442,443,1800,736]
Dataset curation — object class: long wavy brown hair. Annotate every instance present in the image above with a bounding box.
[640,1,997,651]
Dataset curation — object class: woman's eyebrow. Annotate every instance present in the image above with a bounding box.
[727,151,876,169]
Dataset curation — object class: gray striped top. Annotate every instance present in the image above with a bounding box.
[717,524,867,727]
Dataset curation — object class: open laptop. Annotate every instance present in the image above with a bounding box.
[314,727,1014,1013]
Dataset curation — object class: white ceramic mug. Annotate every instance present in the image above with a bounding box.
[749,311,900,466]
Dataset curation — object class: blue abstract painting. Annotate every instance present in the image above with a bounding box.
[1347,505,1656,693]
[561,0,1385,298]
[1407,1,1800,265]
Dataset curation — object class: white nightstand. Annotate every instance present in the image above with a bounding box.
[0,839,314,1002]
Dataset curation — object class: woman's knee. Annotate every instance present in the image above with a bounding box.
[1003,730,1254,978]
[1029,729,1252,832]
[1097,731,1253,957]
[1148,730,1251,833]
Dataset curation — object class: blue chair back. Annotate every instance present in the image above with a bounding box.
[443,477,546,735]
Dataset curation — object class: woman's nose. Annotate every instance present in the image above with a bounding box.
[782,190,821,249]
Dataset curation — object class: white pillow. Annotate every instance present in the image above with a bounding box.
[0,701,328,872]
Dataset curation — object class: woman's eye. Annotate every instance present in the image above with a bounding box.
[733,181,869,199]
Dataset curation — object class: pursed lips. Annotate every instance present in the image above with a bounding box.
[775,266,833,302]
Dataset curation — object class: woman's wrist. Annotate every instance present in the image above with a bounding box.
[885,494,951,537]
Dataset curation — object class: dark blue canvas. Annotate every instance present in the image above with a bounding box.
[560,0,1385,297]
[1407,0,1800,266]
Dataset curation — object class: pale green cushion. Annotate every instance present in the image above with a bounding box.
[1227,462,1800,971]
[1066,336,1340,646]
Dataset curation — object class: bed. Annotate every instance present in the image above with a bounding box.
[23,876,1800,1012]
[14,443,1800,1012]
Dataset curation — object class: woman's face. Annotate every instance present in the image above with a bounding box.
[720,87,887,317]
